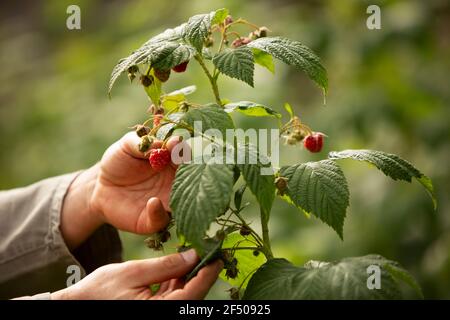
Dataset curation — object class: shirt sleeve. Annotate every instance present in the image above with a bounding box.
[0,172,123,299]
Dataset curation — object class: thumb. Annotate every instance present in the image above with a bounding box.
[129,250,200,286]
[119,131,163,160]
[135,197,170,234]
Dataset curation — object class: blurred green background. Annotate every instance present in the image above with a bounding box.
[0,0,448,299]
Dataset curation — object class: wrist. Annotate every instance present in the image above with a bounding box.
[50,285,80,300]
[50,288,71,300]
[60,163,104,250]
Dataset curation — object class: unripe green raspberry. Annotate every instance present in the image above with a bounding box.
[135,124,150,137]
[138,135,154,152]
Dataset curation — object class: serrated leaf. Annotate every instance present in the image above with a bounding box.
[252,48,275,74]
[143,23,187,46]
[244,255,421,300]
[246,37,328,93]
[202,47,214,60]
[384,263,424,298]
[181,104,235,137]
[184,11,215,52]
[220,233,266,288]
[236,144,275,221]
[212,8,229,25]
[151,42,195,71]
[279,160,349,239]
[108,49,150,96]
[109,41,194,96]
[328,149,436,209]
[108,23,187,95]
[170,163,234,243]
[213,47,254,87]
[224,101,281,118]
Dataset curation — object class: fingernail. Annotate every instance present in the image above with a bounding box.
[180,249,198,264]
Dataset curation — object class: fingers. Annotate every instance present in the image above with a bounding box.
[165,136,182,152]
[129,249,199,286]
[119,131,162,160]
[119,132,147,159]
[135,197,170,234]
[165,259,223,300]
[120,131,185,167]
[168,138,192,168]
[156,278,185,297]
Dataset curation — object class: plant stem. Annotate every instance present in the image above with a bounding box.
[232,210,264,246]
[194,55,222,106]
[222,246,264,252]
[260,207,273,259]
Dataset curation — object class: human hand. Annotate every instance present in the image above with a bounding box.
[91,132,180,232]
[51,250,223,300]
[61,132,180,249]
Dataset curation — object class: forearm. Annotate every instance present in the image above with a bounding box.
[60,163,104,250]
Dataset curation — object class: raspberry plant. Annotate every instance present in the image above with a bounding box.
[109,9,436,299]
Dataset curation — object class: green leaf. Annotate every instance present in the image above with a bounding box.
[181,104,235,137]
[213,47,254,87]
[236,144,275,221]
[252,48,275,74]
[224,101,281,118]
[184,11,215,52]
[161,86,196,110]
[212,8,229,25]
[143,68,162,105]
[202,47,214,60]
[143,23,187,45]
[108,23,187,95]
[246,37,328,93]
[170,163,234,243]
[244,255,421,300]
[220,233,266,289]
[279,160,349,239]
[161,95,185,110]
[108,41,194,96]
[328,149,436,209]
[284,102,294,118]
[166,85,197,97]
[109,50,150,96]
[151,42,195,71]
[384,263,424,298]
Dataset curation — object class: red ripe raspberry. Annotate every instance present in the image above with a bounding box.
[303,132,324,153]
[149,148,171,172]
[153,114,163,127]
[172,61,189,73]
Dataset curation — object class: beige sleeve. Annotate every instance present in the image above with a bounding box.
[0,173,122,299]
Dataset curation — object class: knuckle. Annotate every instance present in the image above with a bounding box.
[121,260,141,276]
[160,253,184,270]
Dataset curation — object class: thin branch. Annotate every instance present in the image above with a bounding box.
[194,55,222,106]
